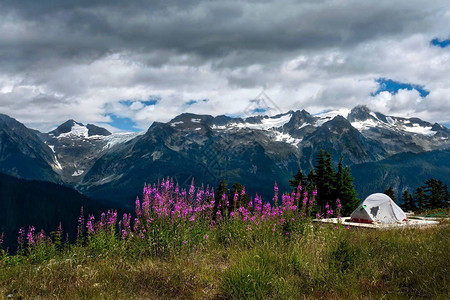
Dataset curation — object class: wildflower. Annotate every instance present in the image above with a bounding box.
[0,232,4,246]
[77,207,85,238]
[203,234,209,240]
[27,226,35,245]
[336,198,342,222]
[135,197,142,217]
[86,215,95,234]
[183,240,188,245]
[18,227,25,247]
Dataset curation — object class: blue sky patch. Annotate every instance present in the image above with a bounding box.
[185,99,209,106]
[430,38,450,48]
[372,78,429,98]
[251,108,267,114]
[119,98,159,107]
[107,114,139,132]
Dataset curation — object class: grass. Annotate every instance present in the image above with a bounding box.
[1,220,449,299]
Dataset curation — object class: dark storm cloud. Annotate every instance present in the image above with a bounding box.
[2,0,444,71]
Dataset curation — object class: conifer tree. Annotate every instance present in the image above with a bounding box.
[423,178,447,209]
[289,168,306,190]
[401,190,416,211]
[383,186,397,203]
[313,149,336,207]
[335,157,360,216]
[229,182,249,212]
[414,187,427,210]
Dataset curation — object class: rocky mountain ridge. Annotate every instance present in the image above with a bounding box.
[0,105,448,206]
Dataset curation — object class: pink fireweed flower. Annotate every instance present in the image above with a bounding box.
[37,229,45,243]
[312,189,318,197]
[336,198,342,221]
[203,234,209,240]
[247,225,252,231]
[27,226,35,245]
[18,227,25,246]
[0,232,4,246]
[86,215,95,234]
[135,197,142,217]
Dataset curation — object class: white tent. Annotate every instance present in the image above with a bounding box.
[350,193,407,224]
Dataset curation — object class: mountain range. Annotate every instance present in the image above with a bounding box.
[0,106,449,209]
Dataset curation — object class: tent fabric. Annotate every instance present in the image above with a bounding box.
[350,193,407,224]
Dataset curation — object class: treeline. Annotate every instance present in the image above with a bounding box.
[289,149,360,216]
[399,178,449,211]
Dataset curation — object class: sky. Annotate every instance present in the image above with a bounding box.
[0,0,449,132]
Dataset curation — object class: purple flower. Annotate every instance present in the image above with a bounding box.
[27,226,35,245]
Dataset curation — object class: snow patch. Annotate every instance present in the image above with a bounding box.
[236,114,292,130]
[195,127,202,131]
[170,121,184,127]
[402,124,435,136]
[386,116,396,125]
[211,124,227,130]
[191,118,201,123]
[59,123,89,138]
[103,132,143,149]
[273,131,302,146]
[48,145,55,153]
[316,108,350,119]
[351,119,379,131]
[52,156,63,170]
[298,123,311,129]
[72,170,84,176]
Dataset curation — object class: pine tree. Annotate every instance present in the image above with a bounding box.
[335,157,360,216]
[383,186,397,203]
[229,182,250,212]
[289,168,306,190]
[444,184,450,208]
[401,190,416,211]
[414,187,427,210]
[313,149,336,207]
[423,178,447,209]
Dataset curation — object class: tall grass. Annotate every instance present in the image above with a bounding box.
[0,179,449,299]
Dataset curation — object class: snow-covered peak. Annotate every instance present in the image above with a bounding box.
[58,123,89,138]
[314,109,351,127]
[214,113,292,131]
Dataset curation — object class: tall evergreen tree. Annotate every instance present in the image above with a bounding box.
[313,149,336,207]
[444,184,450,208]
[289,168,306,190]
[335,157,360,216]
[423,178,447,209]
[401,190,416,211]
[414,187,427,210]
[229,182,250,212]
[383,186,397,203]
